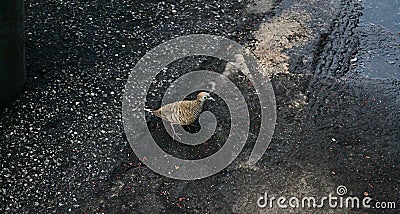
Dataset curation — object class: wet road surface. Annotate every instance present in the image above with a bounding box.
[1,0,399,213]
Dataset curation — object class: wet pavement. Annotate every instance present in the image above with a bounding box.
[358,0,400,79]
[1,0,399,213]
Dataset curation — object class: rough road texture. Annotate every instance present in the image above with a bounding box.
[1,0,399,213]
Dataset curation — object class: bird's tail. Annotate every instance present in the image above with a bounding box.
[144,108,154,123]
[144,108,153,114]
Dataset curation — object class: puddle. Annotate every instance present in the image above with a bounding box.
[359,0,400,80]
[362,0,400,33]
[362,55,400,79]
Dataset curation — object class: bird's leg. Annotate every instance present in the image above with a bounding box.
[170,123,182,141]
[188,123,200,128]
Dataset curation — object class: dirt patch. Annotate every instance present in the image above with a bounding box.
[253,10,312,76]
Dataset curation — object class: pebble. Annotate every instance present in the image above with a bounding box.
[350,57,358,63]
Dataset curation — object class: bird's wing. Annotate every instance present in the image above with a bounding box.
[157,101,184,123]
[178,100,203,125]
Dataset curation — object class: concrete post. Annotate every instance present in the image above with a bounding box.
[0,0,26,108]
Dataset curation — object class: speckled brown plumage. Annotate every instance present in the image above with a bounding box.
[148,92,213,125]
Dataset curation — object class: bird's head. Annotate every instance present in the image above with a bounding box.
[197,92,215,102]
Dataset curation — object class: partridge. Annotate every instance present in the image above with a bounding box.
[145,92,215,140]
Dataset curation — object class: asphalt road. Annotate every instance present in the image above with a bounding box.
[1,0,399,213]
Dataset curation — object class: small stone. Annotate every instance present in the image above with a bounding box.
[350,57,358,63]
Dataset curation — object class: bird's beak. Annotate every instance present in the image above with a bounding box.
[209,97,215,101]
